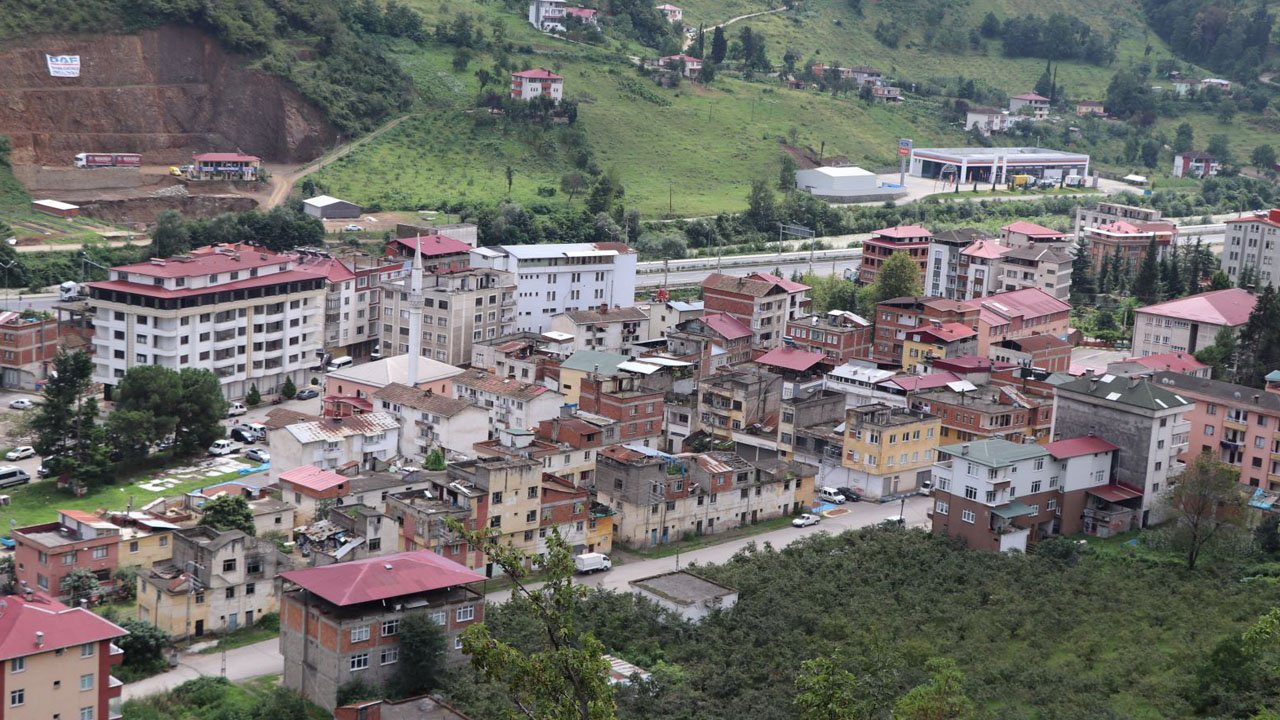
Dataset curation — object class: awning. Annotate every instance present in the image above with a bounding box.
[1087,484,1143,503]
[991,501,1035,519]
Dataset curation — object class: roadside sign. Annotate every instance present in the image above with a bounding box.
[898,138,912,156]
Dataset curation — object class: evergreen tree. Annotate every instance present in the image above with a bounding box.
[744,179,777,231]
[1108,247,1125,294]
[1195,327,1239,381]
[1071,237,1096,300]
[246,384,262,407]
[282,377,297,399]
[1034,61,1053,100]
[1237,285,1279,387]
[1185,238,1208,294]
[1209,269,1232,290]
[710,26,727,64]
[1162,245,1184,298]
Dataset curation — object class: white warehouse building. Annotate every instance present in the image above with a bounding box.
[795,166,902,202]
[468,242,637,333]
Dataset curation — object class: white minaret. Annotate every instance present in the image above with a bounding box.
[406,237,424,387]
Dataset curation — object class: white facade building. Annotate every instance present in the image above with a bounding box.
[1223,209,1280,287]
[468,243,637,333]
[374,383,491,461]
[88,243,326,400]
[451,368,567,434]
[528,0,566,30]
[269,412,401,476]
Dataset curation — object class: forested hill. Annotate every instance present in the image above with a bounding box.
[1142,0,1276,82]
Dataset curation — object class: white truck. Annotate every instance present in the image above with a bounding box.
[573,552,612,574]
[59,281,86,302]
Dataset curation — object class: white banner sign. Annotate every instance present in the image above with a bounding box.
[46,55,81,77]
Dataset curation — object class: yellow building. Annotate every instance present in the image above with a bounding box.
[901,322,978,373]
[586,509,614,554]
[840,403,941,498]
[107,514,176,573]
[557,350,631,406]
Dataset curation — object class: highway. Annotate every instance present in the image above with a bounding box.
[637,249,862,288]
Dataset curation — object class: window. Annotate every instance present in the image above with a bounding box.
[1205,425,1215,436]
[380,648,399,665]
[964,486,977,500]
[961,510,976,524]
[430,611,446,626]
[1029,505,1039,516]
[1047,499,1057,511]
[80,643,94,658]
[246,557,262,575]
[350,625,370,643]
[222,558,236,573]
[62,553,75,565]
[1030,480,1042,493]
[245,583,256,596]
[455,636,465,650]
[80,674,93,691]
[381,619,400,637]
[9,658,23,673]
[80,708,94,720]
[457,606,476,622]
[492,491,503,504]
[934,501,949,515]
[349,653,370,671]
[8,689,22,708]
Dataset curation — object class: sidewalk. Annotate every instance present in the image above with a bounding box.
[121,638,283,700]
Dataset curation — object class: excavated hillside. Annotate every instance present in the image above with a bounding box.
[0,25,337,166]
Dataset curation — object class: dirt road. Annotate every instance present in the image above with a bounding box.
[263,113,419,208]
[683,7,786,50]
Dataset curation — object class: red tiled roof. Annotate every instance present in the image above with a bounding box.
[1225,209,1280,229]
[564,6,598,16]
[0,594,127,661]
[1012,93,1048,101]
[512,68,563,80]
[701,273,780,298]
[297,257,356,283]
[913,322,977,343]
[1045,436,1120,459]
[280,551,484,607]
[278,465,348,493]
[392,235,473,258]
[193,153,260,162]
[748,271,811,293]
[879,372,959,391]
[1135,288,1255,326]
[1002,221,1067,238]
[872,225,932,239]
[754,346,826,372]
[700,312,752,340]
[960,240,1010,260]
[1127,352,1208,374]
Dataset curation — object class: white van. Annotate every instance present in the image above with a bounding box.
[226,402,247,417]
[0,466,31,489]
[327,356,353,372]
[817,486,846,504]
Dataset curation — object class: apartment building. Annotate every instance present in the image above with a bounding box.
[1074,201,1164,239]
[859,225,933,286]
[536,409,619,488]
[1084,220,1176,272]
[578,372,665,447]
[823,362,901,407]
[665,312,753,376]
[378,266,516,366]
[13,511,120,600]
[1131,288,1255,357]
[549,306,650,354]
[784,311,873,364]
[270,413,401,476]
[965,288,1071,355]
[911,384,1051,444]
[137,526,289,638]
[100,511,176,573]
[432,457,546,573]
[280,552,486,710]
[528,0,566,29]
[0,593,127,720]
[999,221,1069,250]
[276,466,441,525]
[293,504,398,566]
[451,368,566,435]
[697,365,782,441]
[384,489,479,568]
[470,331,571,384]
[557,350,629,405]
[510,68,564,102]
[838,404,941,498]
[294,251,376,362]
[871,297,976,365]
[0,311,58,390]
[1222,209,1280,286]
[997,245,1072,300]
[385,235,474,269]
[648,300,703,338]
[468,243,636,333]
[954,239,1008,300]
[902,322,977,372]
[88,243,326,400]
[926,228,989,299]
[701,272,810,350]
[988,334,1073,373]
[1045,435,1128,537]
[1052,373,1192,525]
[374,383,489,461]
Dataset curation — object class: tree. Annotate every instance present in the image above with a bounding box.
[455,525,616,720]
[424,447,446,470]
[979,12,1000,38]
[871,252,923,303]
[1070,237,1096,301]
[778,154,798,192]
[1034,61,1053,100]
[1140,138,1161,168]
[151,210,191,259]
[1104,69,1153,118]
[1208,269,1232,290]
[1251,144,1277,174]
[892,657,974,720]
[744,179,777,232]
[1207,134,1233,165]
[246,384,262,407]
[0,135,10,166]
[1173,122,1195,153]
[198,495,257,536]
[1254,514,1280,555]
[0,555,15,595]
[105,408,162,463]
[390,613,447,698]
[115,618,169,673]
[29,350,102,482]
[1195,326,1238,381]
[795,656,877,720]
[710,26,727,64]
[1165,451,1246,570]
[281,377,297,400]
[62,568,102,603]
[1133,237,1162,305]
[560,172,588,203]
[505,165,515,195]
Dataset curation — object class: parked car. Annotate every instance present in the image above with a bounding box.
[836,487,862,503]
[792,513,821,528]
[230,428,257,444]
[919,480,934,496]
[296,388,320,400]
[343,224,364,232]
[244,448,270,464]
[816,486,846,504]
[226,402,247,417]
[8,399,33,410]
[881,515,906,528]
[208,440,240,456]
[6,446,35,461]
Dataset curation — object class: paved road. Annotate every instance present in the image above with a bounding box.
[637,254,860,288]
[121,495,930,696]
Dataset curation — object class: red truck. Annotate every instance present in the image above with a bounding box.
[73,153,142,168]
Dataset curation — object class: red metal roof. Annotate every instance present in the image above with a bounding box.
[1126,352,1208,374]
[512,68,563,80]
[966,288,1071,322]
[0,594,127,661]
[1225,209,1280,229]
[700,312,752,340]
[872,225,931,239]
[1087,484,1143,503]
[754,346,826,372]
[108,243,289,278]
[392,235,473,258]
[1002,221,1067,238]
[913,322,977,343]
[1045,436,1120,459]
[280,550,485,606]
[748,271,811,293]
[298,256,356,283]
[960,240,1009,260]
[193,153,260,162]
[278,465,348,493]
[88,269,322,300]
[1135,288,1255,326]
[1012,93,1048,101]
[880,372,959,391]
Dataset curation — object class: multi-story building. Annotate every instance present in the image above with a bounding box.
[999,221,1070,250]
[182,482,294,538]
[1131,288,1254,358]
[701,272,810,350]
[859,225,933,286]
[698,365,782,440]
[1073,201,1163,240]
[0,592,128,720]
[1107,352,1210,379]
[374,383,489,460]
[137,526,290,638]
[13,510,120,600]
[1084,220,1176,272]
[557,350,629,405]
[965,288,1071,356]
[838,403,940,498]
[536,409,619,488]
[648,300,703,339]
[378,266,516,366]
[996,245,1073,300]
[665,312,753,376]
[1052,373,1192,524]
[432,457,546,573]
[323,354,462,401]
[954,239,1008,300]
[902,322,977,372]
[822,361,900,407]
[294,251,373,363]
[471,331,571,384]
[578,372,665,447]
[88,243,326,400]
[930,439,1062,553]
[100,511,176,573]
[911,384,1051,444]
[1153,371,1280,491]
[270,413,401,476]
[468,243,635,333]
[384,488,479,567]
[527,0,566,29]
[784,311,873,364]
[0,310,59,390]
[988,334,1073,373]
[276,466,441,525]
[1008,92,1050,118]
[293,504,398,566]
[1223,209,1280,286]
[549,306,650,354]
[926,228,989,299]
[1172,151,1220,179]
[279,551,485,710]
[871,297,976,365]
[451,368,566,435]
[510,68,564,101]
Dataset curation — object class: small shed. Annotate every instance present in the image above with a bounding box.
[32,199,80,218]
[303,195,363,220]
[630,570,738,622]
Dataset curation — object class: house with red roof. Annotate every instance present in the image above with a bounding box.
[191,151,260,181]
[666,311,754,377]
[1112,352,1209,378]
[1131,287,1254,358]
[0,592,127,720]
[701,272,810,350]
[964,288,1072,355]
[656,3,683,21]
[989,333,1073,373]
[1008,92,1050,119]
[999,221,1069,250]
[511,68,564,102]
[280,551,486,710]
[1083,218,1176,272]
[13,510,121,600]
[785,310,872,364]
[872,296,978,365]
[657,54,703,78]
[860,225,933,286]
[902,321,978,372]
[957,239,1010,299]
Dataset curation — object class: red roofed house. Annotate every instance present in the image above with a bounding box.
[860,225,933,286]
[191,152,260,181]
[0,592,127,720]
[1116,352,1210,378]
[278,466,353,524]
[666,311,753,377]
[13,510,121,600]
[563,6,599,23]
[280,551,486,710]
[989,334,1073,373]
[1008,92,1050,119]
[957,239,1010,299]
[902,321,978,372]
[701,272,810,350]
[1045,435,1124,536]
[1084,220,1176,272]
[999,221,1069,250]
[1223,209,1280,287]
[386,235,473,271]
[872,297,978,366]
[1172,151,1219,179]
[659,54,702,78]
[511,68,564,102]
[964,288,1072,355]
[784,310,873,364]
[656,3,683,21]
[1131,287,1255,358]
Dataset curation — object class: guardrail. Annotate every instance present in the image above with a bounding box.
[636,248,862,274]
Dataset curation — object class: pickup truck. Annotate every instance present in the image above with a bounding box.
[208,439,242,456]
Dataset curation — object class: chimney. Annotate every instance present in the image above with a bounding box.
[35,632,44,647]
[599,303,608,315]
